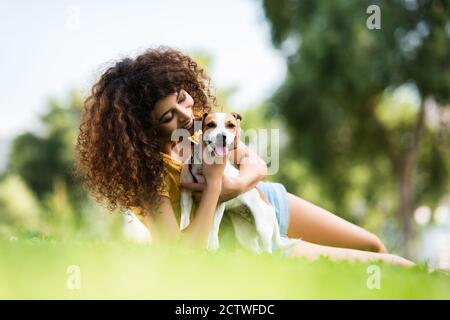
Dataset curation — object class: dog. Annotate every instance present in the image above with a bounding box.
[179,112,299,254]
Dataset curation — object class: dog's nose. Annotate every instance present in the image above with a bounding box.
[217,133,227,146]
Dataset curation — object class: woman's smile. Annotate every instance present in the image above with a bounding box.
[184,118,194,129]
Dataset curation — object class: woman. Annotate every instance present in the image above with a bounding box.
[75,46,413,266]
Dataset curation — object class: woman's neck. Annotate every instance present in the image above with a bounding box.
[160,141,186,162]
[160,141,175,155]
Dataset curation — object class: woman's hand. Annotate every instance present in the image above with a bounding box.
[233,119,241,150]
[201,142,227,184]
[180,175,243,203]
[180,141,239,202]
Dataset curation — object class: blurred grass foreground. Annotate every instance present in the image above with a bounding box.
[0,237,449,299]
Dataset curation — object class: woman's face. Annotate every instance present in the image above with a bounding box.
[153,89,195,142]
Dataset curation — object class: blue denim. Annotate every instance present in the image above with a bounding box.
[256,181,290,238]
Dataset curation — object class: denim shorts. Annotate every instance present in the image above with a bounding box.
[256,181,290,238]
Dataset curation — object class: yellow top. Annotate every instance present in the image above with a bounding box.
[130,152,197,227]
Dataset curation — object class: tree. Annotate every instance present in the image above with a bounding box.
[8,91,87,211]
[260,0,450,255]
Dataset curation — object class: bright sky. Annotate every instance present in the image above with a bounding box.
[0,0,286,139]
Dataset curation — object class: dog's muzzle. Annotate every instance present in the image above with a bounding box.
[205,132,234,157]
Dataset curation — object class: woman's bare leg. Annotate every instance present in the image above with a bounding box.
[290,239,414,267]
[286,193,387,253]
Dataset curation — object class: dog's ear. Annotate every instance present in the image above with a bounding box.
[201,112,209,122]
[231,112,242,122]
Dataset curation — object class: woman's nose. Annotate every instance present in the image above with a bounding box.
[176,104,192,122]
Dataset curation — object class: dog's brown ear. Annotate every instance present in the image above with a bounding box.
[201,112,209,122]
[231,112,242,121]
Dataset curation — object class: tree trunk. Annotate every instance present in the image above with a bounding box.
[393,98,427,257]
[367,96,427,257]
[396,159,415,257]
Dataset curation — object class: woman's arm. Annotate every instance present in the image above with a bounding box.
[139,197,181,246]
[140,180,222,249]
[180,179,222,247]
[228,140,268,193]
[226,119,268,199]
[141,146,226,249]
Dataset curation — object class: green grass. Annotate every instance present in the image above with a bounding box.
[0,237,448,299]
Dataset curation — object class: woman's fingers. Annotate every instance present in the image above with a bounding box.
[179,182,206,191]
[234,119,241,149]
[179,183,204,201]
[193,191,203,202]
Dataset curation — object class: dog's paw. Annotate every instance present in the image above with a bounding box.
[207,237,220,251]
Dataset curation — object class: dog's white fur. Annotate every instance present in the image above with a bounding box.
[180,112,299,254]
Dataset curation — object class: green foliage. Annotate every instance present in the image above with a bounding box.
[261,0,450,179]
[259,0,450,251]
[0,173,124,240]
[0,175,43,235]
[8,91,85,207]
[9,132,68,199]
[2,90,125,240]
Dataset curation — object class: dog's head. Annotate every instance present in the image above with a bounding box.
[200,112,241,157]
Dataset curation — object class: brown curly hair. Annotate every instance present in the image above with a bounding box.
[75,46,217,212]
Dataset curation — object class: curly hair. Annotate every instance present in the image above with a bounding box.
[74,46,217,212]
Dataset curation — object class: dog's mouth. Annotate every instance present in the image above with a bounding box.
[205,141,229,157]
[214,143,229,157]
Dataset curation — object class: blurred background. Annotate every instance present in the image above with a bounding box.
[0,0,449,268]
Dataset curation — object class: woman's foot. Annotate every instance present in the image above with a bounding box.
[370,235,388,254]
[383,253,415,267]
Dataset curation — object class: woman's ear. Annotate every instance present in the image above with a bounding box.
[231,112,242,121]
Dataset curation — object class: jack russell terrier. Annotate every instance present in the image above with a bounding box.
[179,112,299,254]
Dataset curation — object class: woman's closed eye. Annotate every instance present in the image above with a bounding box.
[159,91,188,123]
[161,111,174,123]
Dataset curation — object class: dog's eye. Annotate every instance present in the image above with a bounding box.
[207,122,216,128]
[226,123,236,128]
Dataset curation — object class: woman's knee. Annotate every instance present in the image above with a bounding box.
[290,240,322,260]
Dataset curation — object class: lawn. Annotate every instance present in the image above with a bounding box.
[0,237,448,299]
